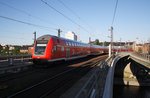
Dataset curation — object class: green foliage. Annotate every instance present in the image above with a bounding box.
[11,47,20,55]
[0,45,2,54]
[94,39,100,45]
[90,39,110,46]
[0,45,28,56]
[103,41,110,46]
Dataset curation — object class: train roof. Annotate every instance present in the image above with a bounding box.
[37,34,85,44]
[37,35,52,41]
[36,34,108,48]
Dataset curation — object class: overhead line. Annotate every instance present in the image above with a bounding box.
[58,0,100,36]
[0,1,31,17]
[0,1,58,27]
[57,0,80,19]
[41,0,79,26]
[41,0,90,33]
[0,15,57,31]
[57,0,95,32]
[111,0,119,26]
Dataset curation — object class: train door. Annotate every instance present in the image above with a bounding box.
[66,47,70,58]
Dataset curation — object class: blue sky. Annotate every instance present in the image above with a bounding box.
[0,0,150,45]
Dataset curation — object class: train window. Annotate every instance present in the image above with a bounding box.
[69,42,71,46]
[67,42,69,46]
[53,46,57,51]
[70,42,72,46]
[66,42,68,46]
[65,42,67,45]
[35,44,46,55]
[61,46,64,51]
[57,39,60,43]
[71,42,73,46]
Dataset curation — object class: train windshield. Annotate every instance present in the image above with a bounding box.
[34,40,48,55]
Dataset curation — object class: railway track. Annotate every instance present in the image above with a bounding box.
[0,54,108,98]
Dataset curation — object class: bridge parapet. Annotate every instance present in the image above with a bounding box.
[102,55,122,98]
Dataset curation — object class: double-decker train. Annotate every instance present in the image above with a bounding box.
[32,34,133,64]
[32,34,108,64]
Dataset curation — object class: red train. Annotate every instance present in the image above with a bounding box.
[32,34,108,63]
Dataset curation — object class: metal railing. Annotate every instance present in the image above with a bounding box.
[0,55,32,67]
[140,53,150,61]
[102,56,121,98]
[134,52,150,61]
[0,55,32,74]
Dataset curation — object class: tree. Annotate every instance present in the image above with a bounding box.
[103,41,110,46]
[94,39,100,45]
[3,45,9,55]
[0,45,3,54]
[13,46,20,55]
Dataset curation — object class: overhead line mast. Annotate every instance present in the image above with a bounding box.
[109,0,119,57]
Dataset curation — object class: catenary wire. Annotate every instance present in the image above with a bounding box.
[0,1,61,28]
[111,0,119,26]
[0,15,57,31]
[41,0,90,34]
[57,0,96,34]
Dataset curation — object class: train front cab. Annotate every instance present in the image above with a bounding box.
[32,36,53,63]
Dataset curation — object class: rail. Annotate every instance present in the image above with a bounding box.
[61,56,113,98]
[76,62,109,98]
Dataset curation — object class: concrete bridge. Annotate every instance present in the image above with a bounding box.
[0,53,149,98]
[61,52,150,98]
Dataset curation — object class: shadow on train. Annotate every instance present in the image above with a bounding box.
[32,54,105,68]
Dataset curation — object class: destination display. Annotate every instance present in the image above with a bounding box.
[37,40,48,44]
